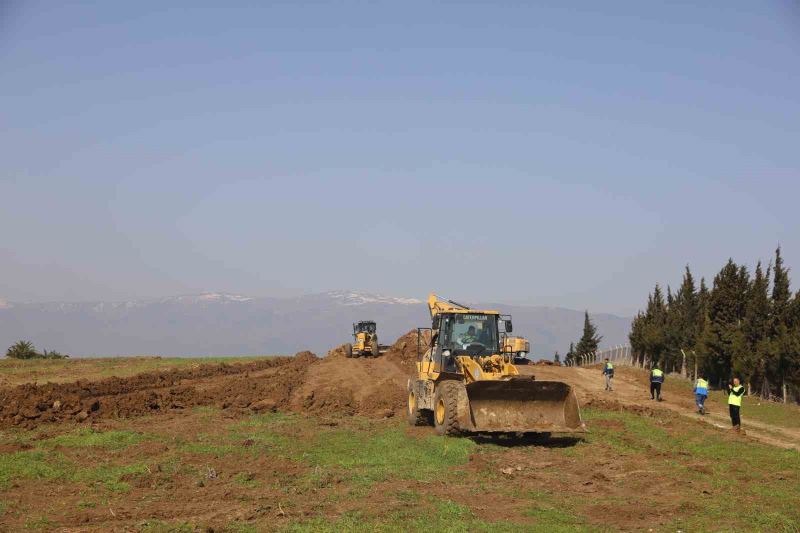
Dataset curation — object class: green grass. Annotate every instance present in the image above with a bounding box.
[739,396,800,430]
[232,472,258,488]
[76,461,147,493]
[581,407,800,532]
[0,439,147,493]
[283,500,533,533]
[0,450,71,488]
[3,401,799,532]
[0,355,280,385]
[288,426,476,485]
[23,515,54,530]
[39,428,149,450]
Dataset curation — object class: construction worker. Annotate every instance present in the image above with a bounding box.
[694,374,709,414]
[727,377,745,431]
[459,325,478,346]
[602,358,614,391]
[650,364,664,401]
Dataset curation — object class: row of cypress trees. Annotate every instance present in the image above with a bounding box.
[629,247,800,401]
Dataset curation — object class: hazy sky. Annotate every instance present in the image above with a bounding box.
[2,1,799,315]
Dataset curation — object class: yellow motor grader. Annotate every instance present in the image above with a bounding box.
[345,320,381,358]
[407,294,584,437]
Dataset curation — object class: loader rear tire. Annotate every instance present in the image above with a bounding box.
[433,381,463,436]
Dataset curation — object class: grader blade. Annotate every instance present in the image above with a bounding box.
[465,379,584,433]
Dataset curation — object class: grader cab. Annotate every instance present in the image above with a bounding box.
[345,321,381,358]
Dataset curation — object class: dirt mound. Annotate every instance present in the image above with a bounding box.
[0,353,319,429]
[325,344,350,359]
[0,332,432,430]
[383,329,427,367]
[582,397,667,418]
[289,332,421,418]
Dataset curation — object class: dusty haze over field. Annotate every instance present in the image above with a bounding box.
[2,2,799,317]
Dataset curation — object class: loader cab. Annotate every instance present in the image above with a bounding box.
[353,321,376,335]
[423,313,500,373]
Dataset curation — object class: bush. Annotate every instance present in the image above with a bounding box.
[5,341,68,360]
[42,349,69,359]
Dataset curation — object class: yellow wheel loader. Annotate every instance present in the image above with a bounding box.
[345,320,381,358]
[407,294,585,437]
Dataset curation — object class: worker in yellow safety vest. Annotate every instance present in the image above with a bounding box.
[650,365,664,401]
[602,358,614,391]
[727,377,745,431]
[694,375,709,415]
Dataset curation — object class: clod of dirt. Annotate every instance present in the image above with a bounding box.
[249,399,277,412]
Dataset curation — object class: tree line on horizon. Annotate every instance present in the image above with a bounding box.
[629,247,799,402]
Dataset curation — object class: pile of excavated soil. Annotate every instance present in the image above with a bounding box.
[383,329,428,368]
[0,331,424,429]
[0,353,319,429]
[289,331,420,418]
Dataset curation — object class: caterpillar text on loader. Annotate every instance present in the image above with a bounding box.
[407,294,585,437]
[345,320,383,358]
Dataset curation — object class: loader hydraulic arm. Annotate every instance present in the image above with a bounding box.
[427,293,469,318]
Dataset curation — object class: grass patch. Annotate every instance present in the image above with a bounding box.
[23,515,54,530]
[75,461,148,493]
[0,450,71,488]
[290,425,475,485]
[582,407,800,531]
[524,506,587,531]
[0,355,280,386]
[233,472,258,488]
[283,500,566,532]
[39,428,148,450]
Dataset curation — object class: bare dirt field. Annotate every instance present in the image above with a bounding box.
[1,333,798,532]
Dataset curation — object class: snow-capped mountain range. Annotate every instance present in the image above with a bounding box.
[0,291,630,358]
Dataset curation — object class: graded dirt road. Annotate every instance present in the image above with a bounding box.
[530,364,800,451]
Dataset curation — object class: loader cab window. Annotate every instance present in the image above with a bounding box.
[356,322,376,333]
[440,314,498,356]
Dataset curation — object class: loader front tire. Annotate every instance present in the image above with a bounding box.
[433,381,463,436]
[344,343,353,358]
[370,338,379,358]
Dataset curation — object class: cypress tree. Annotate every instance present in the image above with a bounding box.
[743,261,771,395]
[575,311,602,359]
[705,260,749,386]
[694,277,711,378]
[565,342,576,365]
[769,246,794,400]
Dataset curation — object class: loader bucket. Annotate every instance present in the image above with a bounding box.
[464,379,584,434]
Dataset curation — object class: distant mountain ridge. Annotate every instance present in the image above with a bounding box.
[0,291,631,358]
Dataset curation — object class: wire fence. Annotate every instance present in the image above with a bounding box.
[564,345,633,367]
